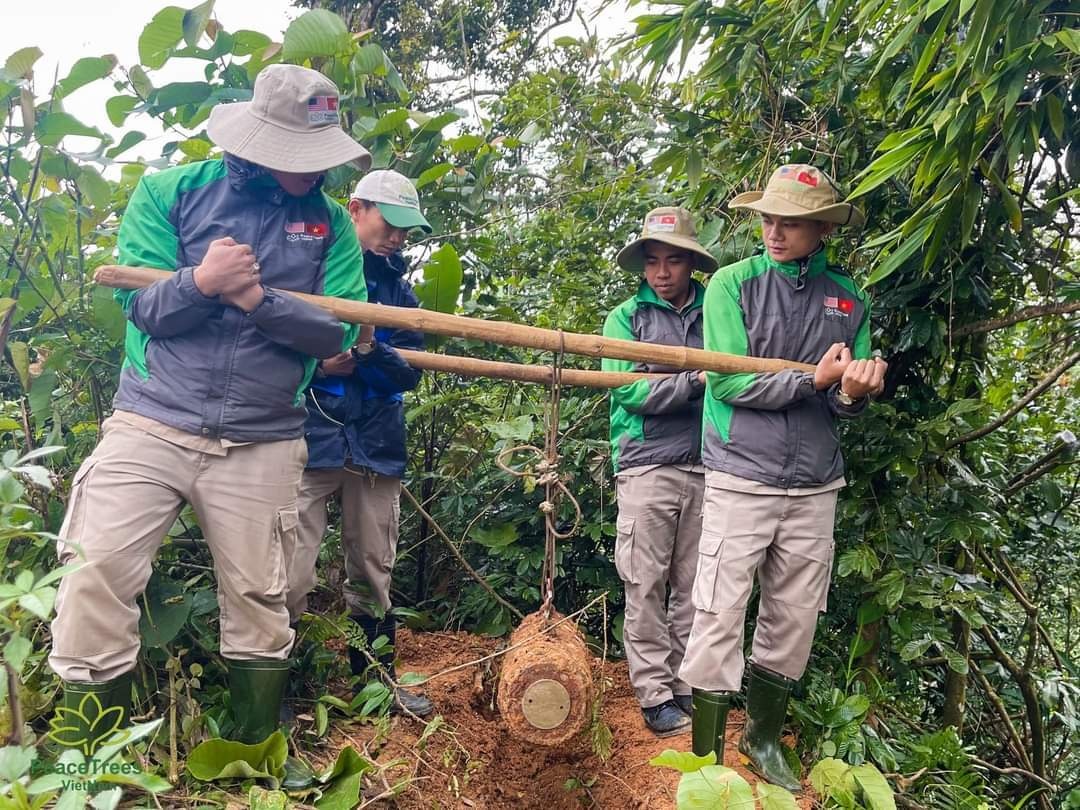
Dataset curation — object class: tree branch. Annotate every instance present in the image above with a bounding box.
[945,350,1080,449]
[953,300,1080,337]
[416,89,502,112]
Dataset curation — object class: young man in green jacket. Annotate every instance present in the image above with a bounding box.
[49,64,370,752]
[679,166,887,790]
[602,207,718,736]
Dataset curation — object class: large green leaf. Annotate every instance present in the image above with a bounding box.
[35,112,105,146]
[851,763,896,810]
[810,757,856,802]
[3,47,42,80]
[77,166,112,210]
[0,745,35,781]
[138,574,193,648]
[187,732,288,784]
[757,783,799,809]
[281,9,351,61]
[649,749,716,773]
[182,0,215,48]
[106,95,138,128]
[676,765,755,809]
[139,6,185,69]
[470,523,519,549]
[414,244,463,314]
[8,341,29,391]
[315,746,374,810]
[55,56,118,99]
[105,130,147,159]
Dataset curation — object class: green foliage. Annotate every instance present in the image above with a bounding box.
[186,731,288,785]
[810,758,896,810]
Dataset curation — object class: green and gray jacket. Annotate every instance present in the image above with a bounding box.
[602,281,707,473]
[112,155,365,442]
[702,248,870,488]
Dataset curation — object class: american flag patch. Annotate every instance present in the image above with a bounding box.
[307,95,339,125]
[824,295,839,308]
[646,214,678,233]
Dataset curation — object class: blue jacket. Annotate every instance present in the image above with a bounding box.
[304,251,423,476]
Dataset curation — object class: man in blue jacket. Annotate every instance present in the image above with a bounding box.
[287,170,433,716]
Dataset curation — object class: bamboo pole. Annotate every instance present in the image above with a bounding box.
[94,265,816,374]
[397,349,658,388]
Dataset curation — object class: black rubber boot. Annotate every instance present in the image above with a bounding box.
[691,689,731,759]
[53,674,132,755]
[350,614,434,717]
[738,664,802,792]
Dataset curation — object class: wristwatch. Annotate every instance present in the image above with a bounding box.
[350,342,374,358]
[836,387,858,406]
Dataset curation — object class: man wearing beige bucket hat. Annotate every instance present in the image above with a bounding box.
[49,64,371,758]
[602,207,718,736]
[678,165,886,790]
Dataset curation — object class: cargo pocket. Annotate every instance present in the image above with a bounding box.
[270,507,299,598]
[817,541,836,612]
[691,529,724,613]
[57,458,98,563]
[614,514,640,585]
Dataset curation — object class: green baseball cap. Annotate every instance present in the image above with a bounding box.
[350,169,432,233]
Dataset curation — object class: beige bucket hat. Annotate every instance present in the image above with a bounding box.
[729,164,864,227]
[207,64,372,174]
[616,207,719,273]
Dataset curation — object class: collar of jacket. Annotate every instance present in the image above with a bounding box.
[363,250,408,280]
[760,243,828,279]
[224,153,327,203]
[635,278,705,312]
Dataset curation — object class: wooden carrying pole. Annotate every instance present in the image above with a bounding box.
[396,349,658,389]
[95,265,816,375]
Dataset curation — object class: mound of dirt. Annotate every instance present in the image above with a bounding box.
[312,628,815,808]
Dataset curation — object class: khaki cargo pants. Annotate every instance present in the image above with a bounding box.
[49,411,304,683]
[678,477,838,692]
[286,467,401,620]
[615,465,704,708]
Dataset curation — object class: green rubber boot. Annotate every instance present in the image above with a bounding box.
[227,659,314,790]
[690,689,732,760]
[227,658,290,744]
[51,674,132,755]
[738,664,802,792]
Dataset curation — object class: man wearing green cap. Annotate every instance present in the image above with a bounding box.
[679,165,887,790]
[602,207,718,736]
[287,169,433,717]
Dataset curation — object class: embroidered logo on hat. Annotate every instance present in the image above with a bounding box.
[307,96,339,125]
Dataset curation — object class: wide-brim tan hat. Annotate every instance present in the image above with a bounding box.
[617,206,719,273]
[208,64,371,174]
[729,164,864,227]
